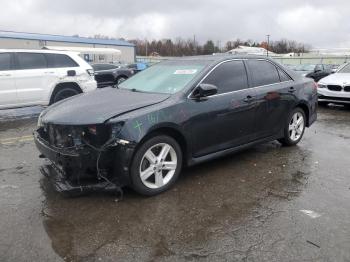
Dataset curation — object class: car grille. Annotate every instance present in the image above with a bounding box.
[344,86,350,92]
[327,85,342,91]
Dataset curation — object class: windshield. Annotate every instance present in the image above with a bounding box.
[118,63,205,94]
[338,63,350,73]
[294,64,315,71]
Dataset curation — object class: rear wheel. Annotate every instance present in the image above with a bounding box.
[130,135,182,196]
[50,85,81,104]
[278,108,306,146]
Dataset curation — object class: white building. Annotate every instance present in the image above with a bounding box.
[227,45,277,56]
[0,31,135,63]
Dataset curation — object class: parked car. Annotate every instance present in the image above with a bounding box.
[331,64,341,73]
[317,62,350,106]
[0,49,97,109]
[304,64,333,82]
[91,63,134,88]
[293,64,316,76]
[34,55,317,196]
[117,62,148,74]
[293,64,332,82]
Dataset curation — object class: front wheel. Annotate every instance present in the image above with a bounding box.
[130,135,183,196]
[278,108,306,146]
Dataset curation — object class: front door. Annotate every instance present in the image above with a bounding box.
[189,60,257,157]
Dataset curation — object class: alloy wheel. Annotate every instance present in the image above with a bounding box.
[288,112,305,141]
[139,143,178,189]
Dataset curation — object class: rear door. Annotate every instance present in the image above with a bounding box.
[0,52,17,108]
[190,60,257,157]
[14,52,54,105]
[246,59,295,139]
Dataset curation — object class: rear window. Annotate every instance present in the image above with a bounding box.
[46,54,78,68]
[0,53,12,71]
[17,53,47,70]
[248,60,280,87]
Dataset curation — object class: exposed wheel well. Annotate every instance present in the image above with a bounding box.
[50,82,82,104]
[296,103,310,126]
[138,127,188,166]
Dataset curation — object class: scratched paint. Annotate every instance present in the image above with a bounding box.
[147,112,159,124]
[133,120,143,138]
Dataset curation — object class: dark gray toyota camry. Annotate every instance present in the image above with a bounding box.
[34,55,317,196]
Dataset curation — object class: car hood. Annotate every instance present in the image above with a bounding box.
[41,88,170,125]
[319,73,350,84]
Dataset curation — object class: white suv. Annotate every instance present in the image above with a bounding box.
[0,49,97,109]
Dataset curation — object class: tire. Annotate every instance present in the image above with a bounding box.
[278,107,306,146]
[130,135,183,196]
[50,85,80,104]
[116,76,128,85]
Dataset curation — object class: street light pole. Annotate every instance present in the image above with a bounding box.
[266,34,270,57]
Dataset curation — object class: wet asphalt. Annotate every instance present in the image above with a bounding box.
[0,106,350,262]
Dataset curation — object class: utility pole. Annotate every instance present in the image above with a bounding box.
[266,34,270,57]
[145,39,148,57]
[193,34,196,55]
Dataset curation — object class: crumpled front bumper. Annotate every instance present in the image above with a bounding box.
[34,131,135,195]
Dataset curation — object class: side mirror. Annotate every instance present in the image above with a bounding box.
[67,70,76,77]
[192,84,218,99]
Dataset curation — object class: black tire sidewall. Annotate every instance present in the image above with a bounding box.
[130,135,183,196]
[51,87,79,104]
[282,108,306,146]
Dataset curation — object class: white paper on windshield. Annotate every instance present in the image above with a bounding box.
[174,69,198,75]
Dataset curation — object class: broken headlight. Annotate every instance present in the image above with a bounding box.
[110,122,124,138]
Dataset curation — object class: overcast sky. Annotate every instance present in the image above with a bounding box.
[1,0,349,48]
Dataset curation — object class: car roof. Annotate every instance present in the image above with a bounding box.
[0,49,79,55]
[164,54,271,61]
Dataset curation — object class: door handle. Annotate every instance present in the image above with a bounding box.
[243,95,255,103]
[288,87,296,93]
[44,71,55,74]
[0,74,11,77]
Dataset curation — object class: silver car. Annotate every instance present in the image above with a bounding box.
[317,63,350,106]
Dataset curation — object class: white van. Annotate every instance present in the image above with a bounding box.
[0,49,97,109]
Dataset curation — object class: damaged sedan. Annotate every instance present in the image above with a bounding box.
[34,55,317,196]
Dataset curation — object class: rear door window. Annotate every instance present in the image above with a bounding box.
[0,53,12,71]
[17,53,47,70]
[247,60,280,87]
[202,60,249,94]
[46,54,79,68]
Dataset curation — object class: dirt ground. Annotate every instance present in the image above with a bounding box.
[0,106,349,262]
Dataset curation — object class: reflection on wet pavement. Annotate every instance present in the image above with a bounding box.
[0,106,350,261]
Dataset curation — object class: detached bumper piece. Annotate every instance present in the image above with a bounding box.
[40,164,122,197]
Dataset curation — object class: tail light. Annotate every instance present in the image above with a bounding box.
[87,69,95,76]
